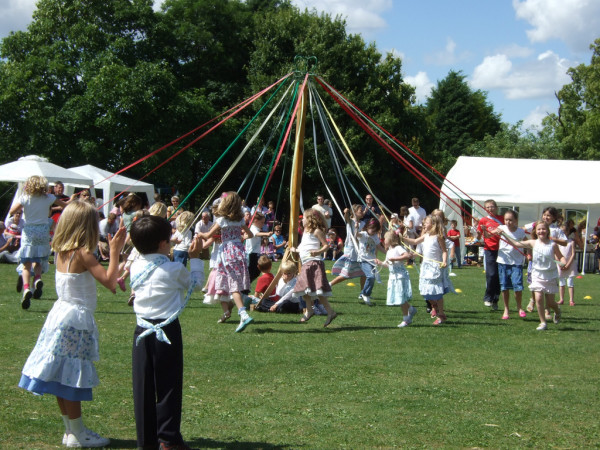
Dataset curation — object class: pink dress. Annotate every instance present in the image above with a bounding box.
[214,217,250,295]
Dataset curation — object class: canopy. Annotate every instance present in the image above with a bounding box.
[68,164,155,217]
[0,155,93,186]
[439,156,600,273]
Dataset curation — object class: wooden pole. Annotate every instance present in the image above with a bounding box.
[255,81,308,307]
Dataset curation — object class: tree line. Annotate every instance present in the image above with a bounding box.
[0,0,598,212]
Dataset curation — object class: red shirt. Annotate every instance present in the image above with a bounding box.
[477,215,504,251]
[447,229,460,242]
[255,272,279,300]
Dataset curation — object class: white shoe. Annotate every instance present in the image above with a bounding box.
[449,272,457,277]
[398,321,411,328]
[63,432,69,445]
[536,323,548,331]
[66,427,110,448]
[483,301,492,307]
[361,294,373,306]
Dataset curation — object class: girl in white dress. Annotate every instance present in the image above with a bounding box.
[377,231,415,327]
[558,222,577,306]
[402,215,454,325]
[501,221,566,330]
[18,201,126,447]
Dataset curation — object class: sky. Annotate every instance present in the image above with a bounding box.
[1,0,598,129]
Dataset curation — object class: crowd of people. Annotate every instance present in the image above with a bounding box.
[7,174,596,449]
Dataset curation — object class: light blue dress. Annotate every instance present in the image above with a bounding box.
[386,246,412,306]
[419,235,455,300]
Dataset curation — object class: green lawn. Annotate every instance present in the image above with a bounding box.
[1,261,599,449]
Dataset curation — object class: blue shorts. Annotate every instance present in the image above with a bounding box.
[498,263,524,292]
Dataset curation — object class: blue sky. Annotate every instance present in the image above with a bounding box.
[1,0,598,128]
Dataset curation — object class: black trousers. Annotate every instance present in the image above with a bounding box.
[132,319,184,448]
[484,249,500,303]
[248,252,260,283]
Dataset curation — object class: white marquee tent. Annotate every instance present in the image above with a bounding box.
[439,156,600,273]
[68,164,155,217]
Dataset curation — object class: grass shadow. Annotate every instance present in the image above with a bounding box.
[188,437,295,449]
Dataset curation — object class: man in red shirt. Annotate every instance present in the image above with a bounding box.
[476,199,504,309]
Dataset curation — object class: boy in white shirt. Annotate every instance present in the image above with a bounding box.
[129,215,204,450]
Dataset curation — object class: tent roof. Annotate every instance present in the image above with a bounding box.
[68,164,153,192]
[0,155,93,186]
[442,156,600,206]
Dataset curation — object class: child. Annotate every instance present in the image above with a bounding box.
[377,230,415,327]
[171,210,194,267]
[269,224,287,260]
[119,193,143,232]
[447,219,461,269]
[268,260,302,313]
[129,215,203,449]
[357,218,386,306]
[251,255,276,301]
[18,201,126,447]
[261,236,275,260]
[492,210,527,319]
[292,208,337,326]
[558,223,577,306]
[9,175,68,308]
[197,191,255,332]
[403,215,454,325]
[501,220,566,330]
[325,228,343,260]
[245,212,272,281]
[330,205,366,289]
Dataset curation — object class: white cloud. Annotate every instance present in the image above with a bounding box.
[470,50,572,99]
[404,71,434,103]
[292,0,392,34]
[522,104,553,129]
[496,43,534,59]
[513,0,600,52]
[0,0,36,37]
[424,37,471,66]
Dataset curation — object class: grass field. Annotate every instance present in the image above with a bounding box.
[1,260,599,449]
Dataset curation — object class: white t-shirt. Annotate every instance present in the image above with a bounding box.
[497,225,526,266]
[245,224,262,254]
[20,194,56,225]
[172,229,192,252]
[408,206,426,228]
[357,231,380,264]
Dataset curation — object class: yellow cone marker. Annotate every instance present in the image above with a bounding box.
[407,265,414,269]
[584,295,592,300]
[347,282,356,287]
[325,270,331,274]
[455,288,462,293]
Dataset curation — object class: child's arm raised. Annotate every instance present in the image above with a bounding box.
[84,227,127,290]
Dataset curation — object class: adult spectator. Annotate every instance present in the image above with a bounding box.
[269,224,287,260]
[98,213,119,260]
[476,199,504,309]
[251,198,268,217]
[313,194,332,228]
[362,193,381,222]
[50,181,71,220]
[400,205,416,238]
[408,197,427,234]
[194,211,213,260]
[6,210,25,234]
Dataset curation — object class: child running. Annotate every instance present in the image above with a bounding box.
[356,218,386,306]
[492,210,527,319]
[558,222,577,306]
[171,211,194,267]
[501,221,566,330]
[10,175,69,308]
[197,191,255,332]
[402,215,454,325]
[377,230,415,327]
[18,201,126,448]
[330,205,366,290]
[292,208,337,327]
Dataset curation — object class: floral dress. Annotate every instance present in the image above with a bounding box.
[214,217,250,295]
[19,254,99,401]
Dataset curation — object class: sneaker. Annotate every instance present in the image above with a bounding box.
[66,427,110,448]
[63,432,70,445]
[361,294,373,306]
[16,275,23,293]
[491,302,499,311]
[235,316,253,333]
[408,306,417,320]
[553,308,561,324]
[449,272,457,277]
[398,320,411,328]
[33,279,44,299]
[22,289,33,310]
[483,301,492,307]
[116,277,126,292]
[536,323,548,331]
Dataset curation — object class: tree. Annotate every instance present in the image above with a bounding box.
[546,38,600,160]
[424,70,502,174]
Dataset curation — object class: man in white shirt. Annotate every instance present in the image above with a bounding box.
[408,197,426,234]
[312,194,332,228]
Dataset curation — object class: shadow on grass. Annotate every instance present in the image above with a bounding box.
[188,437,294,449]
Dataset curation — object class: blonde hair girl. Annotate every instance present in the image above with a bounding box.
[148,202,167,218]
[172,211,195,267]
[402,215,455,325]
[10,175,69,308]
[18,201,126,447]
[291,208,337,327]
[330,204,367,288]
[197,191,254,332]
